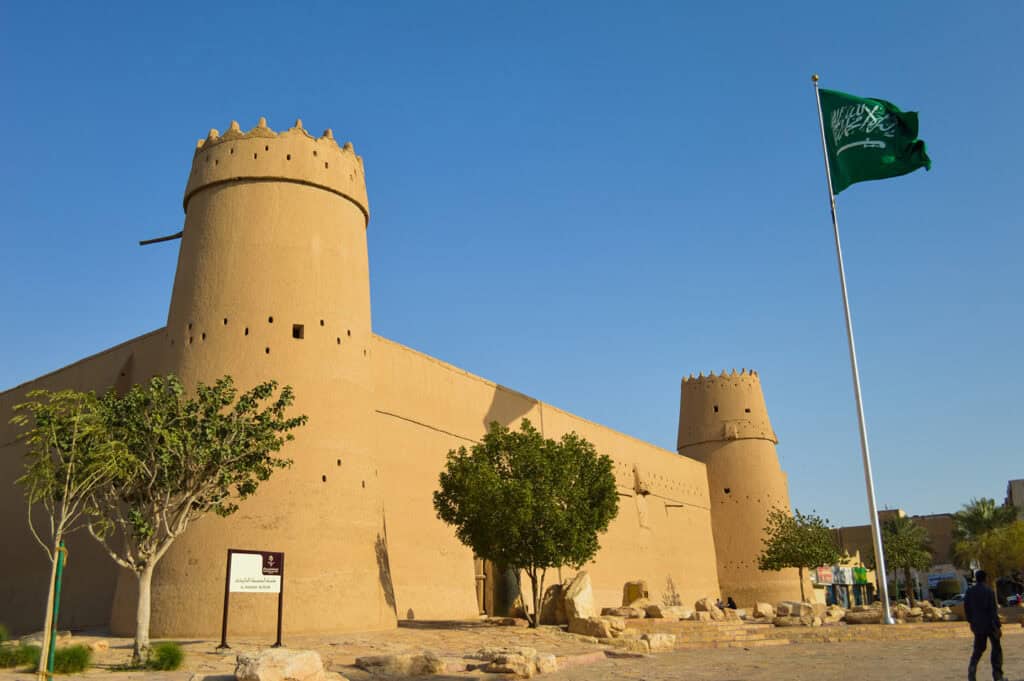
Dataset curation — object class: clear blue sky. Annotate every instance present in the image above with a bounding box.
[2,2,1021,526]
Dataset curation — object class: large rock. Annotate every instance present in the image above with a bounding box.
[568,617,613,639]
[601,606,646,619]
[691,611,712,622]
[776,601,813,617]
[539,584,568,625]
[483,654,535,678]
[622,580,649,606]
[354,652,445,676]
[535,654,558,674]
[600,638,650,654]
[844,609,882,625]
[645,604,692,620]
[822,605,846,625]
[563,572,596,620]
[641,633,677,653]
[753,602,775,619]
[237,649,329,681]
[694,598,725,621]
[473,647,537,662]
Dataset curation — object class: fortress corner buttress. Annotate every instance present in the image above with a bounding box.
[677,369,804,606]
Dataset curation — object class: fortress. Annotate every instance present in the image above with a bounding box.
[0,118,802,637]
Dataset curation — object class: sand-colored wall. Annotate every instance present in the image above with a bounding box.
[678,370,804,607]
[372,336,720,619]
[0,330,166,635]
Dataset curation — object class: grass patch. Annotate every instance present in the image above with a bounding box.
[51,645,93,674]
[0,644,40,668]
[146,642,184,670]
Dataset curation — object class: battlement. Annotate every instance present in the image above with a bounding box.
[677,368,777,449]
[184,117,369,223]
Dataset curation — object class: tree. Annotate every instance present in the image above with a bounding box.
[757,507,840,602]
[89,375,307,662]
[881,514,933,601]
[11,390,123,676]
[952,497,1017,571]
[956,520,1024,583]
[433,419,619,627]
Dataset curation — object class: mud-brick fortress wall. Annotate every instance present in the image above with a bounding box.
[0,117,794,637]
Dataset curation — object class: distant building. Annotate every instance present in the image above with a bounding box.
[833,509,962,600]
[1006,479,1024,519]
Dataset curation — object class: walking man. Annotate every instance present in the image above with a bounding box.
[965,570,1005,681]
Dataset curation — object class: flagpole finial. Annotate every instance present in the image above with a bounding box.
[812,74,819,83]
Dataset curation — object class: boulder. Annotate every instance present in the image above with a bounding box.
[600,607,646,619]
[645,604,691,620]
[354,652,445,677]
[472,647,537,662]
[723,608,746,621]
[691,611,712,622]
[753,602,775,619]
[694,598,725,621]
[811,603,827,618]
[600,638,650,654]
[539,584,568,625]
[568,617,613,639]
[535,654,558,674]
[776,601,813,617]
[237,649,330,681]
[483,654,535,678]
[822,605,846,625]
[563,572,596,620]
[622,580,649,606]
[641,633,677,653]
[843,609,882,625]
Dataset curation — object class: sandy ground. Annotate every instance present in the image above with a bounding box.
[2,621,1022,680]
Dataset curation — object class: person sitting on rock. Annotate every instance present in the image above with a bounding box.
[726,597,738,609]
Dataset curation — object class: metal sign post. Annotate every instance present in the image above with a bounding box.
[216,548,285,649]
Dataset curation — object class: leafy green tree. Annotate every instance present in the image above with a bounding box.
[757,507,840,602]
[11,389,123,676]
[88,375,307,662]
[952,497,1018,571]
[433,419,619,627]
[881,515,933,601]
[956,520,1024,583]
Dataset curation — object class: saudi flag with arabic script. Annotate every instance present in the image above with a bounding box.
[820,88,931,194]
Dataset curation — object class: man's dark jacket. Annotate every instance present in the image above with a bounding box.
[964,583,1000,635]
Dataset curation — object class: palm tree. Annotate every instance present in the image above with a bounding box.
[953,498,1017,571]
[882,515,933,602]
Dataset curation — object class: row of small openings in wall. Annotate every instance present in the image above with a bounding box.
[174,318,354,347]
[711,405,753,413]
[206,146,335,170]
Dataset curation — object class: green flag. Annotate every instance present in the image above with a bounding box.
[820,88,931,194]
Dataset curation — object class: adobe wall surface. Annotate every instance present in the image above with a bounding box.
[0,330,167,635]
[372,336,721,619]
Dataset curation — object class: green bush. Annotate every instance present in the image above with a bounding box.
[146,642,184,671]
[0,624,8,642]
[0,644,40,668]
[51,645,92,674]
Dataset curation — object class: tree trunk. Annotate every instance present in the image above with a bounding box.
[133,564,155,664]
[798,566,805,602]
[904,567,913,603]
[529,571,540,628]
[36,543,60,676]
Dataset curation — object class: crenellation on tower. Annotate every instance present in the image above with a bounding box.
[185,117,368,221]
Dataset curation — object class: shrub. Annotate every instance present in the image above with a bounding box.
[51,645,93,674]
[0,644,40,668]
[146,642,184,671]
[0,624,8,642]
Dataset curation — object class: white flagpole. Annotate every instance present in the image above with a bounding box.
[812,74,895,625]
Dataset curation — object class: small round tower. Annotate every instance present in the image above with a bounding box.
[110,118,394,636]
[677,369,804,606]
